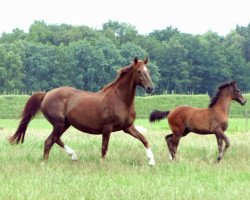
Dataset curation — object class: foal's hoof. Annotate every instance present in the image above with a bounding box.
[148,159,155,166]
[217,157,222,163]
[41,159,48,165]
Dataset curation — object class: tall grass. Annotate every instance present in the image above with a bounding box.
[0,119,249,200]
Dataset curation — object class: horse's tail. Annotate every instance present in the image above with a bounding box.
[149,110,170,122]
[9,92,46,144]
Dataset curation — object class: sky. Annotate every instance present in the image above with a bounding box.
[0,0,249,35]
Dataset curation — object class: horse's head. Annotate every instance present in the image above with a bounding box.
[229,80,246,106]
[131,57,154,94]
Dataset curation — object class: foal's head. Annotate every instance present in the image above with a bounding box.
[228,81,246,105]
[131,57,154,94]
[209,80,246,108]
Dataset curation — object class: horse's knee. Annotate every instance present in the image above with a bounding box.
[44,139,52,148]
[225,139,230,148]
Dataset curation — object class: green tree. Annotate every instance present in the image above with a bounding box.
[157,36,190,93]
[0,28,27,44]
[0,43,24,93]
[102,20,138,44]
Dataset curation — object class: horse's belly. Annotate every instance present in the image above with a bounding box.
[191,128,213,135]
[72,123,102,135]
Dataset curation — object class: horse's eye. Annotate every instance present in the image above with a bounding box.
[138,70,141,74]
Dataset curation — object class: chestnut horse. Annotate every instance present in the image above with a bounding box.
[10,57,156,165]
[149,81,246,162]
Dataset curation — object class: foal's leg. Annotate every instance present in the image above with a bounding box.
[215,130,230,162]
[171,134,181,160]
[124,125,155,166]
[166,129,189,161]
[165,134,174,160]
[216,135,223,162]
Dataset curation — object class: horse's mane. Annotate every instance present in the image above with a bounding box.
[208,81,235,108]
[100,65,132,92]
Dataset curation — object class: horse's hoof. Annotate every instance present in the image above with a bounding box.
[71,156,78,161]
[148,159,155,166]
[168,154,173,161]
[72,159,78,163]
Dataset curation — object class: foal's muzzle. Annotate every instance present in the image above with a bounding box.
[240,100,247,106]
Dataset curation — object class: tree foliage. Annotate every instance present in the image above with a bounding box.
[0,20,250,94]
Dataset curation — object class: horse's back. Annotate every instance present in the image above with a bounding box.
[169,105,209,118]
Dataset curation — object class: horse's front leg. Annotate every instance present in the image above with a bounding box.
[124,125,155,166]
[216,135,223,162]
[215,129,230,162]
[101,127,111,160]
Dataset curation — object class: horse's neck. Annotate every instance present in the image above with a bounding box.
[113,71,136,107]
[213,91,232,116]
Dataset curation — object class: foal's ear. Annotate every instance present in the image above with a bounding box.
[134,57,138,64]
[143,57,149,65]
[231,80,237,85]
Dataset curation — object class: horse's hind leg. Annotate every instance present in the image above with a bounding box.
[165,134,174,160]
[56,138,78,161]
[53,123,78,161]
[43,123,75,161]
[171,134,181,160]
[165,129,189,161]
[43,129,58,161]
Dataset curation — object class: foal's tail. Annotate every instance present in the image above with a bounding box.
[149,110,170,122]
[9,92,46,144]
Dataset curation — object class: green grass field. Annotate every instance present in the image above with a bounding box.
[0,119,249,200]
[1,94,250,119]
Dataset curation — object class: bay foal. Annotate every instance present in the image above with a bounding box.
[150,81,246,162]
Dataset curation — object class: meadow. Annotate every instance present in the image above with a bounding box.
[1,93,250,119]
[0,118,249,200]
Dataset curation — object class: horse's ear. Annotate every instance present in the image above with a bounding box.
[134,57,138,64]
[231,80,236,85]
[143,57,149,64]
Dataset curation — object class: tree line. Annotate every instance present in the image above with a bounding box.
[0,20,250,96]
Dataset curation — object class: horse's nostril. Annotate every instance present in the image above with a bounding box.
[146,86,153,94]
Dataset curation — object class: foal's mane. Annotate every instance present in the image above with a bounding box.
[100,65,132,92]
[208,81,235,108]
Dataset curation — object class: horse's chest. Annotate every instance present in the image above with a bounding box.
[221,121,228,131]
[102,107,135,130]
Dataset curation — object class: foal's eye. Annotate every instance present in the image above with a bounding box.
[138,70,141,74]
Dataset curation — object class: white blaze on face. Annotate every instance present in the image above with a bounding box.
[143,66,147,72]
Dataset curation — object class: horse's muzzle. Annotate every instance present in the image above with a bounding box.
[241,100,247,106]
[145,86,154,94]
